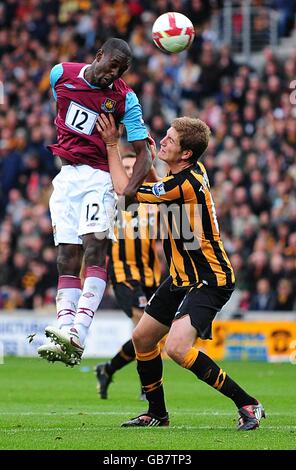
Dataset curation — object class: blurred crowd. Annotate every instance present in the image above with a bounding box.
[0,0,295,312]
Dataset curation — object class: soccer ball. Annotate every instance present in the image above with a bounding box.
[152,12,195,54]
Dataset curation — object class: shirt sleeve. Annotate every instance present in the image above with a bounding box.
[50,63,64,101]
[136,176,181,204]
[121,91,148,141]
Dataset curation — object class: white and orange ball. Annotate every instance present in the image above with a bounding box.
[152,12,195,54]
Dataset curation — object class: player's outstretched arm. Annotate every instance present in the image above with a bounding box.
[124,139,152,197]
[96,114,129,195]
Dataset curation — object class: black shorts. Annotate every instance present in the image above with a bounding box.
[113,280,157,318]
[145,276,234,339]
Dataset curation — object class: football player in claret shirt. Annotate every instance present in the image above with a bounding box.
[96,112,265,431]
[38,38,152,366]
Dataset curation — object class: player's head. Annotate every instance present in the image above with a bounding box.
[159,117,211,166]
[121,152,136,178]
[92,38,132,88]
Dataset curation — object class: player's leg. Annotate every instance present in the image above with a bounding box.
[39,167,84,364]
[165,285,265,430]
[44,236,108,361]
[41,244,84,364]
[121,312,169,427]
[49,167,84,331]
[72,168,117,350]
[131,306,147,400]
[121,277,182,427]
[96,282,147,399]
[73,234,108,347]
[56,244,83,331]
[45,167,115,361]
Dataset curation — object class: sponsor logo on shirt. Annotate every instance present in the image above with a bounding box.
[152,182,166,197]
[101,98,116,112]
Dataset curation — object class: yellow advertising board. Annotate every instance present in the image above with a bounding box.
[195,321,296,362]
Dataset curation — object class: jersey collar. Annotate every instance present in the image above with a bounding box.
[168,164,194,176]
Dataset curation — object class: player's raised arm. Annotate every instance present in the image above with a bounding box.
[124,139,152,196]
[146,133,161,182]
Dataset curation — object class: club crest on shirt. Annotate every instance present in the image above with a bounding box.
[101,98,116,112]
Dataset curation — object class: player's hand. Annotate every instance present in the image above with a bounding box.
[96,113,119,146]
[147,132,157,160]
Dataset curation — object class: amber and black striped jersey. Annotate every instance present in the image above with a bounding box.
[136,161,235,289]
[108,203,161,288]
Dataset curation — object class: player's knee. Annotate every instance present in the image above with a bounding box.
[83,240,107,267]
[132,327,144,349]
[132,326,155,351]
[165,339,187,365]
[57,253,80,276]
[84,246,101,266]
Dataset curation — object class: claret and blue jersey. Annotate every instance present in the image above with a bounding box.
[48,62,148,170]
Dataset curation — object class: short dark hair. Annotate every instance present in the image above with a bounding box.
[171,117,211,163]
[101,38,132,61]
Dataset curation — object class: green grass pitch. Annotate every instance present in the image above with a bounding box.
[0,357,295,450]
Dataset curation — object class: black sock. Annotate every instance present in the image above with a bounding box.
[137,353,167,417]
[189,351,257,408]
[106,339,135,376]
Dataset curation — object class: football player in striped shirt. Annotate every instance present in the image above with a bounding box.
[96,114,265,431]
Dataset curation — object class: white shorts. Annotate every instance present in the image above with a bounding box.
[49,165,116,246]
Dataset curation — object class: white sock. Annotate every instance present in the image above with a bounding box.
[56,276,82,332]
[74,266,107,345]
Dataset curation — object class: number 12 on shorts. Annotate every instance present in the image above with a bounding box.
[86,203,99,221]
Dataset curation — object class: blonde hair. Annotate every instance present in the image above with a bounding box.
[171,117,211,163]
